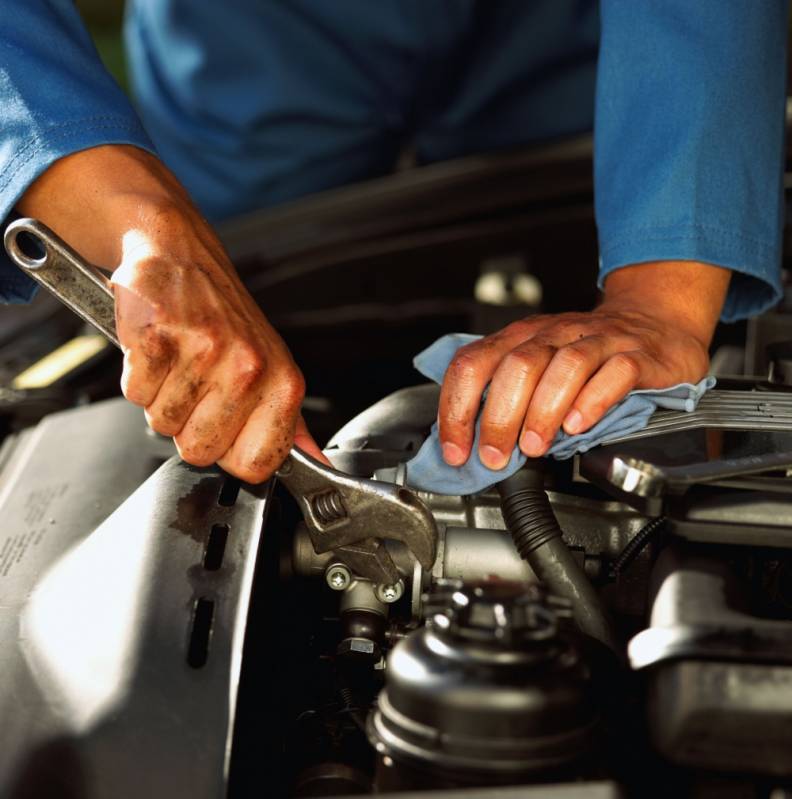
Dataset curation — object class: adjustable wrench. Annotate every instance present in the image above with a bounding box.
[3,218,437,585]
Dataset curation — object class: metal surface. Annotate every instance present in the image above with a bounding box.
[4,218,119,346]
[667,489,792,548]
[0,398,270,798]
[578,390,792,507]
[632,545,792,776]
[606,389,792,443]
[4,218,438,586]
[293,486,650,619]
[580,426,792,519]
[629,546,792,669]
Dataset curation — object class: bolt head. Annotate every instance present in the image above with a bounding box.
[325,564,351,591]
[375,579,404,604]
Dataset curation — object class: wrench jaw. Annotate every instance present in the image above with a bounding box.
[277,448,438,584]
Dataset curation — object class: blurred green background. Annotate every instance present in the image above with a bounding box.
[75,0,127,91]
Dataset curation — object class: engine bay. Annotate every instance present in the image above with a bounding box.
[3,376,792,799]
[2,140,792,799]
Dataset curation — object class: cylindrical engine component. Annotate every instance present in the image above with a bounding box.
[368,582,598,790]
[498,463,618,652]
[337,579,387,663]
[441,527,536,583]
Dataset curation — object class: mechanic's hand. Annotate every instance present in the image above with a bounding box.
[17,144,327,482]
[438,261,731,469]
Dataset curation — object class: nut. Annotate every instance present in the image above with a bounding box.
[337,636,380,661]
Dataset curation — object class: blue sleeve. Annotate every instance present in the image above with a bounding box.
[0,0,155,303]
[595,1,788,322]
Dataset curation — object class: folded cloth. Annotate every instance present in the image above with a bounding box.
[405,333,715,496]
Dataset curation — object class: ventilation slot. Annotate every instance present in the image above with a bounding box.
[218,477,240,507]
[203,524,229,571]
[187,597,215,669]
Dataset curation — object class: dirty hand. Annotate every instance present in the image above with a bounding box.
[17,144,326,482]
[438,261,731,469]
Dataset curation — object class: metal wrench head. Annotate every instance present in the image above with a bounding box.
[276,448,438,581]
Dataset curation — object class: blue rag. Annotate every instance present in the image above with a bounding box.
[405,333,714,495]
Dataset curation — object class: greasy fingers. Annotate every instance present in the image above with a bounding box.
[15,144,314,482]
[112,200,307,482]
[520,337,611,455]
[438,303,713,468]
[438,319,541,466]
[216,375,305,483]
[477,343,555,469]
[562,352,643,435]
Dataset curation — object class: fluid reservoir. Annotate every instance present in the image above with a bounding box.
[368,581,598,790]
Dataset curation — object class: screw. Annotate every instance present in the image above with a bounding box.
[375,580,404,604]
[325,563,352,591]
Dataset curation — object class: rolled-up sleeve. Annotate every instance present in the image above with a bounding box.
[0,0,154,302]
[595,1,788,322]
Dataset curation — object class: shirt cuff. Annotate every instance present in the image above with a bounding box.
[597,223,782,323]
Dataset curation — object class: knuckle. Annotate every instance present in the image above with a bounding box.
[176,440,216,468]
[231,344,267,388]
[441,408,474,430]
[480,417,513,439]
[447,350,480,381]
[501,349,536,376]
[500,319,534,338]
[190,331,221,367]
[234,460,275,485]
[121,372,148,406]
[145,412,181,438]
[609,352,641,380]
[554,343,591,371]
[586,397,612,420]
[138,324,168,351]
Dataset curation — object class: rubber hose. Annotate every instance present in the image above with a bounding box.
[498,462,619,652]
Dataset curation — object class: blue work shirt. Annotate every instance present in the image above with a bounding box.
[0,1,787,322]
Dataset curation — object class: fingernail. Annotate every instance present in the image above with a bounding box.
[480,444,508,470]
[442,441,466,466]
[563,409,583,434]
[519,430,545,457]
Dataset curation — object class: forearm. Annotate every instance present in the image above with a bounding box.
[600,260,731,347]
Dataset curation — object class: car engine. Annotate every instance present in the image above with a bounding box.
[3,373,792,799]
[3,138,792,799]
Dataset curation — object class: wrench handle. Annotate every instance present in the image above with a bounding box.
[4,218,119,347]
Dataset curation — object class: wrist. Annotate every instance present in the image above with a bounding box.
[16,145,191,268]
[599,260,731,348]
